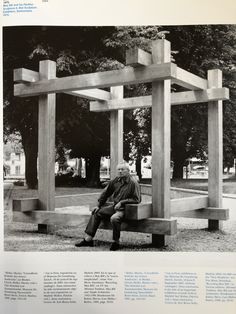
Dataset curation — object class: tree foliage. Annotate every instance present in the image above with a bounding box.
[165,25,236,177]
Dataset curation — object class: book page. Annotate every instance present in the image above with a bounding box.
[1,1,236,313]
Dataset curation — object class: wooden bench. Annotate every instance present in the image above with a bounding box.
[12,192,229,238]
[12,196,177,236]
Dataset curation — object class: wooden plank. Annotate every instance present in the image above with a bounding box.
[172,88,229,105]
[172,207,229,220]
[104,217,177,235]
[110,86,124,179]
[13,198,39,212]
[12,194,209,220]
[14,68,111,101]
[55,193,100,208]
[14,68,39,83]
[151,39,171,247]
[13,210,90,227]
[126,48,152,67]
[14,62,175,97]
[207,69,223,230]
[12,193,100,212]
[140,184,152,196]
[65,89,111,101]
[140,184,207,198]
[125,203,152,220]
[90,88,229,112]
[125,196,208,220]
[91,95,151,112]
[173,66,208,90]
[13,211,177,235]
[171,196,209,214]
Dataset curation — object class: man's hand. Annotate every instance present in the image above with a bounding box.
[91,206,100,214]
[114,202,122,211]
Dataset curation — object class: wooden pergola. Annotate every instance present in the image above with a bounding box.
[13,39,229,247]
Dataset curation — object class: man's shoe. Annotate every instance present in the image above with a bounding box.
[110,242,120,251]
[75,239,94,247]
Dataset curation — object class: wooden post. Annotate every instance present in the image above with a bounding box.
[207,69,223,230]
[110,86,124,179]
[151,39,171,247]
[38,60,56,233]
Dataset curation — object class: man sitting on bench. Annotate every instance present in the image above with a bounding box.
[75,162,141,251]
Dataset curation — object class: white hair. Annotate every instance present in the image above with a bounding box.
[117,161,130,170]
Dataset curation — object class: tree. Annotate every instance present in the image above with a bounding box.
[3,26,124,187]
[165,25,236,178]
[3,27,48,188]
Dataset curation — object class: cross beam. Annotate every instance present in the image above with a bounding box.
[126,47,208,90]
[90,88,229,112]
[14,62,174,97]
[14,62,208,98]
[14,68,111,101]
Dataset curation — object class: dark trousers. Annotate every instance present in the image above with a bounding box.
[85,203,125,242]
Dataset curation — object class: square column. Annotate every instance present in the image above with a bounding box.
[38,60,56,233]
[151,39,171,247]
[110,86,124,179]
[207,69,223,230]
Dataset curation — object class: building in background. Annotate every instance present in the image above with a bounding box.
[4,144,25,179]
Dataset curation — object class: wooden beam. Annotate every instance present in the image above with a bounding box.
[110,217,177,235]
[65,89,111,101]
[12,193,100,212]
[126,48,152,67]
[151,39,171,247]
[173,66,208,90]
[125,203,152,220]
[171,88,229,105]
[171,196,208,214]
[124,196,209,219]
[110,86,124,179]
[172,207,229,220]
[14,68,111,101]
[38,60,56,233]
[13,195,228,221]
[90,88,229,112]
[13,198,39,212]
[13,210,177,235]
[208,69,223,230]
[14,62,175,97]
[14,68,39,83]
[13,210,91,227]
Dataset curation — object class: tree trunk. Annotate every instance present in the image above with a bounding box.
[136,155,142,181]
[85,155,101,187]
[172,154,185,179]
[22,137,38,189]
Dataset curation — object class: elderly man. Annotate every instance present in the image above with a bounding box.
[75,162,141,251]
